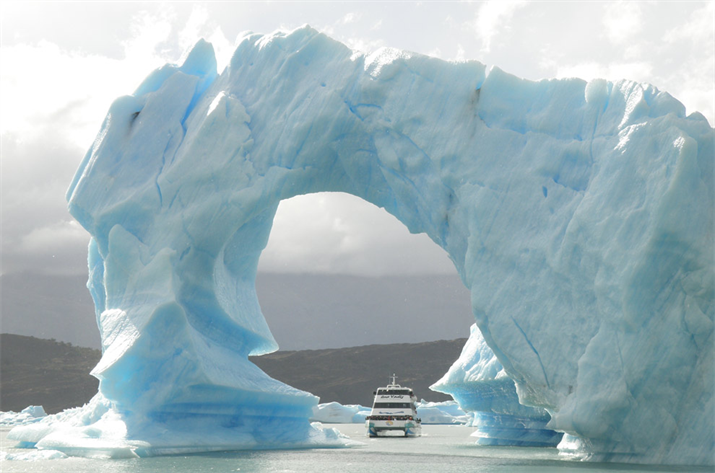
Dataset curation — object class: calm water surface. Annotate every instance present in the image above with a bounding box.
[1,425,709,472]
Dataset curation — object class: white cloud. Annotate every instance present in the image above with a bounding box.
[0,8,194,151]
[258,193,455,276]
[1,2,712,278]
[341,12,361,25]
[664,2,714,45]
[179,5,211,53]
[660,2,715,123]
[454,44,466,62]
[122,8,175,62]
[343,36,386,55]
[0,5,218,276]
[17,221,89,253]
[603,1,643,45]
[555,61,653,85]
[178,5,233,71]
[473,0,527,52]
[427,47,443,59]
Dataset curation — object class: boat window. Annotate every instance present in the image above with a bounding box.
[376,389,412,395]
[373,402,412,408]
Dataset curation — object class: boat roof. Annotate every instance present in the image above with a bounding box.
[375,373,414,393]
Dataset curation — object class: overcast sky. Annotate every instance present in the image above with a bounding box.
[1,1,713,277]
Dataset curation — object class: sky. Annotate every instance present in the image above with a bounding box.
[1,1,713,277]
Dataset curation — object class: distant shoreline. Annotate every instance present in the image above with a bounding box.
[1,334,465,413]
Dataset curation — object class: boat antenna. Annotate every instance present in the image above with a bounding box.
[390,373,397,385]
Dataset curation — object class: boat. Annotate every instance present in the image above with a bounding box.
[365,374,422,437]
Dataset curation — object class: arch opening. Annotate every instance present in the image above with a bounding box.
[249,191,474,409]
[255,191,470,350]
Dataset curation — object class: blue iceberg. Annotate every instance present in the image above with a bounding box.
[8,26,713,465]
[431,324,563,447]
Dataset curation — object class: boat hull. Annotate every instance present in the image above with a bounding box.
[366,419,422,437]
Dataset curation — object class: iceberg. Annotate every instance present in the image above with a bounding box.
[431,324,563,446]
[1,449,68,461]
[415,400,469,425]
[309,401,468,425]
[9,26,713,465]
[0,406,47,428]
[310,402,370,424]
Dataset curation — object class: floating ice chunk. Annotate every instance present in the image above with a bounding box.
[1,449,68,461]
[0,406,47,427]
[310,401,468,425]
[416,400,469,424]
[310,402,370,424]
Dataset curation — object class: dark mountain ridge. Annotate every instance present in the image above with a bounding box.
[1,334,465,413]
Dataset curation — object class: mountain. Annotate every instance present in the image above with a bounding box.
[0,334,465,413]
[250,339,467,407]
[0,334,100,414]
[0,273,100,348]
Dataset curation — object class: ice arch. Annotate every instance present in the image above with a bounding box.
[12,27,713,464]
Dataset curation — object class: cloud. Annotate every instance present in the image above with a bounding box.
[17,221,88,254]
[341,12,361,25]
[536,3,712,124]
[258,193,456,276]
[178,5,233,71]
[555,61,653,84]
[1,4,232,276]
[473,0,528,52]
[318,11,384,55]
[454,44,466,62]
[1,129,90,275]
[661,2,715,123]
[343,36,386,55]
[603,1,643,45]
[663,2,714,45]
[1,2,712,279]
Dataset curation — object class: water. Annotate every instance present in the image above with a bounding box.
[1,425,709,472]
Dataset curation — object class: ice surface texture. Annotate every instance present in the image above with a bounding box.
[0,406,47,428]
[432,324,563,447]
[11,27,712,464]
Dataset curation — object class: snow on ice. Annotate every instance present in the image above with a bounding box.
[8,26,713,466]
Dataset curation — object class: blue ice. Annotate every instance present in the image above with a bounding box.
[431,324,563,447]
[8,26,713,466]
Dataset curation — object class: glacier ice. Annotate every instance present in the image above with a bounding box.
[431,324,563,446]
[0,406,47,428]
[8,26,713,465]
[309,401,468,425]
[311,402,370,424]
[1,449,68,461]
[415,400,469,425]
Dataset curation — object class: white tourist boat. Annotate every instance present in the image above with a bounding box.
[365,374,422,437]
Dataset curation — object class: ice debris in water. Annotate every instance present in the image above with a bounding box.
[1,450,68,461]
[0,406,47,427]
[9,25,713,466]
[309,401,468,424]
[311,402,371,424]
